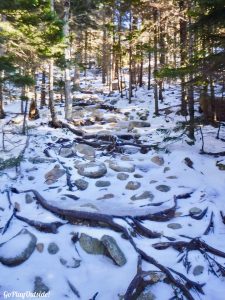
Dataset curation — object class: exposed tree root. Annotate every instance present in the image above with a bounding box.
[203,212,214,235]
[14,214,66,234]
[11,188,203,300]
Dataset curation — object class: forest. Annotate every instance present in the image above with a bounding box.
[0,0,225,299]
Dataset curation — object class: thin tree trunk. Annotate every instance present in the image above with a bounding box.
[64,0,72,120]
[153,9,159,115]
[128,7,133,103]
[0,72,5,119]
[148,50,151,90]
[40,69,46,108]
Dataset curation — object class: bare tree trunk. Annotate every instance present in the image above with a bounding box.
[179,0,188,116]
[64,0,72,120]
[0,72,5,119]
[147,49,151,90]
[40,69,46,108]
[153,8,159,115]
[128,7,133,103]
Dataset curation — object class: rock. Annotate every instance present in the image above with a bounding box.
[109,161,135,173]
[97,194,114,200]
[216,162,225,171]
[44,165,66,185]
[95,180,111,187]
[79,233,105,255]
[74,179,89,190]
[77,162,107,178]
[14,202,21,212]
[74,144,95,159]
[126,181,141,190]
[167,223,182,230]
[28,176,35,181]
[156,185,171,192]
[151,156,164,166]
[128,121,151,131]
[36,243,44,253]
[133,174,143,178]
[47,242,59,255]
[131,191,154,201]
[163,167,170,173]
[0,229,37,266]
[59,147,74,158]
[25,193,34,204]
[137,290,156,300]
[29,157,56,164]
[59,257,81,268]
[101,235,127,266]
[33,276,49,294]
[189,207,202,215]
[184,157,194,169]
[117,173,129,180]
[193,265,204,276]
[166,176,177,179]
[150,180,157,184]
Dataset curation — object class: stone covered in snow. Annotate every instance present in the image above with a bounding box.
[77,162,107,178]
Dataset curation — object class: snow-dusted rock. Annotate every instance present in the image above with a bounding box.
[128,121,150,130]
[125,181,141,190]
[109,161,135,173]
[29,157,56,164]
[131,191,154,201]
[95,180,111,187]
[167,223,182,230]
[74,144,95,159]
[151,156,164,166]
[0,229,37,266]
[47,242,59,255]
[117,173,129,180]
[101,235,127,266]
[77,162,107,178]
[189,207,202,215]
[193,265,204,276]
[59,147,74,158]
[44,165,66,185]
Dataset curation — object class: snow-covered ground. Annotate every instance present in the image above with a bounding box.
[0,73,225,300]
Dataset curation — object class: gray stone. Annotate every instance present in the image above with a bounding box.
[193,265,204,276]
[59,257,81,268]
[28,176,35,181]
[44,165,66,185]
[167,223,182,230]
[156,185,171,192]
[77,162,107,179]
[189,207,202,215]
[117,173,129,180]
[0,229,37,266]
[97,193,114,200]
[109,161,135,173]
[95,180,111,187]
[101,235,127,266]
[74,179,89,190]
[126,181,141,190]
[184,157,194,169]
[47,242,59,255]
[59,147,74,158]
[131,191,154,201]
[133,174,143,178]
[166,176,177,179]
[79,233,105,255]
[25,193,34,204]
[150,180,157,184]
[33,276,49,294]
[36,243,44,253]
[29,157,56,164]
[163,167,170,173]
[74,144,95,159]
[151,156,164,166]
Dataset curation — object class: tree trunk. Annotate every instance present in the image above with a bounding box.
[40,69,46,108]
[153,9,159,115]
[148,50,151,90]
[0,72,5,119]
[64,0,72,120]
[128,7,133,103]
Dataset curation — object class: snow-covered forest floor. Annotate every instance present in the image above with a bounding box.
[0,72,225,300]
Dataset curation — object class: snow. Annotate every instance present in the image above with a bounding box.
[0,72,225,299]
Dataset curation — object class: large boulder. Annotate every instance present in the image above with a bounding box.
[0,229,37,266]
[74,144,95,160]
[101,235,127,266]
[77,162,107,178]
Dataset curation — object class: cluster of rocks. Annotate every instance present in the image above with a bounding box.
[79,233,127,267]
